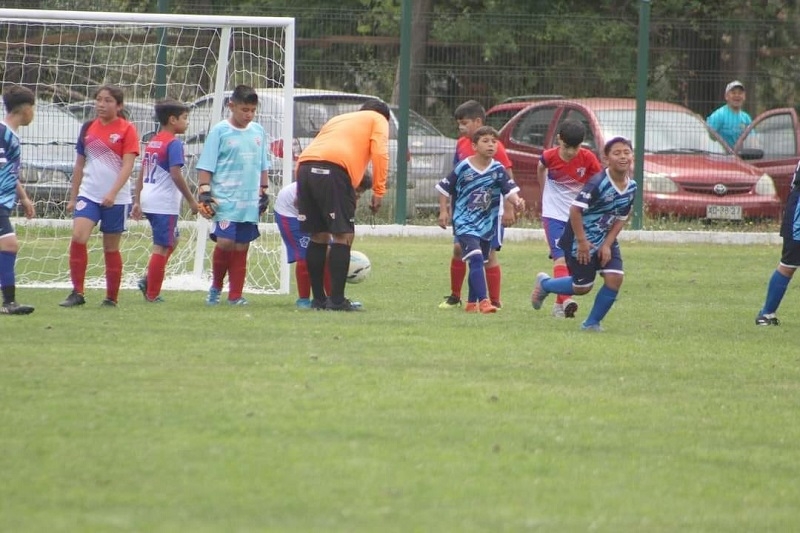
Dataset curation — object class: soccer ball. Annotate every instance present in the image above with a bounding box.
[347,250,371,284]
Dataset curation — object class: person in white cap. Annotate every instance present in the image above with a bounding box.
[706,80,752,147]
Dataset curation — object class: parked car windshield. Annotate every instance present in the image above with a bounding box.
[21,104,80,146]
[595,109,730,156]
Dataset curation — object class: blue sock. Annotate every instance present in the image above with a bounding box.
[467,255,487,302]
[584,285,617,326]
[760,270,791,315]
[0,250,16,303]
[542,276,575,295]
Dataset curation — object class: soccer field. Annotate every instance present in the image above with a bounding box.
[2,236,798,532]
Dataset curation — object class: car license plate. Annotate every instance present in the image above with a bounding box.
[706,205,742,220]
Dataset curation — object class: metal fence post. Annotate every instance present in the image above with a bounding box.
[633,0,651,230]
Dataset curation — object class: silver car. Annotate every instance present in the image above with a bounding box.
[17,104,82,216]
[183,89,456,206]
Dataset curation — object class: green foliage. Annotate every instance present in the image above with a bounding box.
[3,237,800,531]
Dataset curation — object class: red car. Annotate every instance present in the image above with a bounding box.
[489,98,782,220]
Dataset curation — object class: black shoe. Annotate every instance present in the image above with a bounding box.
[100,298,118,308]
[137,277,147,299]
[326,298,362,312]
[1,301,35,315]
[311,298,328,310]
[59,291,86,308]
[755,314,780,326]
[438,294,462,309]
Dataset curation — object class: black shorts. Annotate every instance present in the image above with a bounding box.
[779,190,800,267]
[0,206,15,239]
[296,161,356,235]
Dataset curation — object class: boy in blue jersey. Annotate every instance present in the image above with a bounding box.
[754,159,800,326]
[531,137,637,331]
[196,85,271,305]
[132,98,199,302]
[436,126,525,314]
[0,85,36,315]
[706,81,752,147]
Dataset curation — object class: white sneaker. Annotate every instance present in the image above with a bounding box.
[551,303,565,318]
[563,298,578,318]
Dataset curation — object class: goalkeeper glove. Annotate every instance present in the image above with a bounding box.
[198,184,216,218]
[258,186,270,215]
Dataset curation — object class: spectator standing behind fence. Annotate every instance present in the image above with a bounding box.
[439,100,515,310]
[0,85,36,315]
[531,137,637,332]
[131,98,199,303]
[537,119,601,319]
[295,99,388,312]
[196,85,271,306]
[706,80,752,147]
[60,85,140,308]
[754,159,800,326]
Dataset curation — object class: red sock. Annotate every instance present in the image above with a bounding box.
[227,249,248,301]
[104,250,122,302]
[451,257,466,298]
[295,259,311,299]
[554,263,570,304]
[211,246,230,290]
[69,240,88,294]
[146,252,167,300]
[485,264,501,304]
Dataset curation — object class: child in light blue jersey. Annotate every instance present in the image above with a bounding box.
[531,137,637,331]
[196,85,271,305]
[706,80,752,147]
[436,126,524,314]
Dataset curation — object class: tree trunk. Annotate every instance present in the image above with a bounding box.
[391,0,433,111]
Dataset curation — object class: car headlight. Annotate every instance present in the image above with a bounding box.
[643,171,679,193]
[754,173,776,196]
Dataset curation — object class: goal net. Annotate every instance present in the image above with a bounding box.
[0,9,295,294]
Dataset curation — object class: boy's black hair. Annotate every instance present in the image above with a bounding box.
[357,174,373,192]
[154,98,189,126]
[360,99,390,121]
[471,125,498,144]
[603,136,633,155]
[2,85,35,113]
[454,100,486,122]
[230,85,259,105]
[558,120,586,148]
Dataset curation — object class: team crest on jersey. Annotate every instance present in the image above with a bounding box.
[109,133,122,144]
[76,199,87,211]
[577,167,586,177]
[255,137,262,146]
[603,192,615,202]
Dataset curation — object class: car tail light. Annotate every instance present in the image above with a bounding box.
[270,139,284,158]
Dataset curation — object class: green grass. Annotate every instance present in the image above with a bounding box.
[3,237,799,532]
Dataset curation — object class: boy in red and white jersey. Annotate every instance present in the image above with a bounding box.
[537,119,601,318]
[131,99,198,302]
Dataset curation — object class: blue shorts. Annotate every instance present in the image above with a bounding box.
[145,213,179,248]
[453,224,504,251]
[210,220,260,244]
[73,196,129,234]
[457,234,491,263]
[566,242,624,288]
[542,217,568,260]
[0,206,15,239]
[275,212,309,264]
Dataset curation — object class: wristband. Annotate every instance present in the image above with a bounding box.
[199,184,211,193]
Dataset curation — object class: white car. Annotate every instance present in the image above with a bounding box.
[183,89,456,202]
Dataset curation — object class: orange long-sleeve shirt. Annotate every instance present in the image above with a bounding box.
[297,109,389,198]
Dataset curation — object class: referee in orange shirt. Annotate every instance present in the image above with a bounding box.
[296,99,389,311]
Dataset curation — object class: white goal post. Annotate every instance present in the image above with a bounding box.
[0,8,295,294]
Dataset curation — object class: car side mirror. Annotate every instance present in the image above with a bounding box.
[141,131,157,143]
[737,148,764,161]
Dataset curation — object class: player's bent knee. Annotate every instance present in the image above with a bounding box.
[573,284,593,295]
